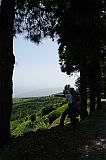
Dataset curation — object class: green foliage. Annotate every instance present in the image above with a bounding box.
[41,106,56,116]
[48,111,60,125]
[35,116,48,130]
[30,113,36,123]
[11,93,105,137]
[47,104,67,125]
[2,107,106,160]
[11,120,31,136]
[11,95,66,136]
[11,96,64,120]
[15,0,106,118]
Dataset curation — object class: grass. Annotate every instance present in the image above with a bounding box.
[10,96,66,136]
[1,96,106,159]
[1,107,106,160]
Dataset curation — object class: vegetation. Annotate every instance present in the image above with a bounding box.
[1,101,106,160]
[40,0,106,115]
[16,0,105,116]
[9,95,93,137]
[0,0,106,148]
[10,95,67,136]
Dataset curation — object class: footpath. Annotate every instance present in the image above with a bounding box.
[79,113,106,160]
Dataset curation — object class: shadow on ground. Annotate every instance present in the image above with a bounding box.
[1,117,106,160]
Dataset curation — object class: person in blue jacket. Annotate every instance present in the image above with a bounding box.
[59,88,78,129]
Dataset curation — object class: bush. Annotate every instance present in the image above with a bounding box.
[48,111,60,124]
[42,107,55,116]
[11,120,31,136]
[30,114,36,123]
[47,104,68,125]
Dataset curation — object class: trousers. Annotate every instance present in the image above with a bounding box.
[59,105,77,129]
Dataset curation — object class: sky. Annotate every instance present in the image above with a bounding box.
[13,35,78,96]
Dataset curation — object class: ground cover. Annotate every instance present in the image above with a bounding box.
[1,106,106,160]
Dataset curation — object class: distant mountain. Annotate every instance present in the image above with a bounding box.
[13,87,63,98]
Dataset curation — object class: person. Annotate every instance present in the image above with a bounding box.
[59,88,78,129]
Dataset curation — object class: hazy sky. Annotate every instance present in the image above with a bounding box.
[13,36,78,95]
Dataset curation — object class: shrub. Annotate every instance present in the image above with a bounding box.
[25,116,28,121]
[47,104,68,125]
[30,114,36,123]
[48,111,60,124]
[42,107,55,116]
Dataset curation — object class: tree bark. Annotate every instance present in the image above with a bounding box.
[96,62,102,110]
[89,62,96,113]
[97,90,102,110]
[89,79,96,113]
[0,0,15,148]
[89,49,102,112]
[80,63,88,120]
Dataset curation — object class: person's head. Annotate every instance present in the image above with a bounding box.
[63,90,69,95]
[63,84,70,94]
[69,88,76,94]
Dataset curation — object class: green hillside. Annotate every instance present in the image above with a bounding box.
[11,95,67,136]
[1,107,106,160]
[1,96,106,160]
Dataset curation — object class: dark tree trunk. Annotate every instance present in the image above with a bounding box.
[89,49,102,112]
[0,0,15,148]
[89,63,96,113]
[97,91,102,110]
[96,63,102,110]
[89,80,96,113]
[80,64,88,120]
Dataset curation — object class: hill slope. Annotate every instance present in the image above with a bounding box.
[1,108,106,160]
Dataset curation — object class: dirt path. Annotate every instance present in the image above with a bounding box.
[79,117,106,160]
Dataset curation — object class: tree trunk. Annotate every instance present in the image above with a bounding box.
[96,62,102,110]
[89,63,96,113]
[0,0,15,148]
[0,64,15,147]
[80,64,88,120]
[89,80,96,113]
[97,91,102,110]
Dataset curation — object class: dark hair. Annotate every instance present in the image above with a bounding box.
[69,88,75,93]
[63,90,69,94]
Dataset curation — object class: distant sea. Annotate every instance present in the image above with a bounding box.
[13,87,63,98]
